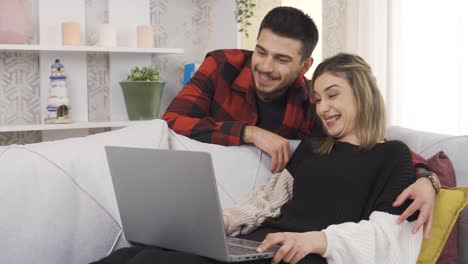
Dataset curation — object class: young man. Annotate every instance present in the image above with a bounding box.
[163,7,436,237]
[164,7,318,173]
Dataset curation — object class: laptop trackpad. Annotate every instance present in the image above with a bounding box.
[227,237,278,256]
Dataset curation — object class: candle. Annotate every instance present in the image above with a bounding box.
[136,25,154,48]
[61,22,80,46]
[98,24,117,47]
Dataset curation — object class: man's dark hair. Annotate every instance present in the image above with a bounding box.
[259,6,319,61]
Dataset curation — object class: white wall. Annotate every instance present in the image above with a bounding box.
[151,0,239,114]
[239,0,281,50]
[282,0,322,79]
[212,0,238,50]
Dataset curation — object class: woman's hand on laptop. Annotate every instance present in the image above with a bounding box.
[257,231,327,264]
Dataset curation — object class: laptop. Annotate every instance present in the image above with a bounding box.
[105,146,278,262]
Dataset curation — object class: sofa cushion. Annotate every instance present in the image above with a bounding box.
[417,187,468,264]
[429,151,456,188]
[427,152,457,263]
[0,120,170,264]
[0,146,123,264]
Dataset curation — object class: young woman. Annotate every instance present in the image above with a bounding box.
[92,53,422,264]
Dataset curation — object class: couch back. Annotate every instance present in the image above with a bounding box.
[386,126,468,264]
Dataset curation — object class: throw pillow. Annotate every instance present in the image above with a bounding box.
[427,151,457,264]
[417,187,468,264]
[428,151,456,187]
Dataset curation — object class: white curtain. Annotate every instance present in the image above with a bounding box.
[341,0,468,136]
[397,0,468,136]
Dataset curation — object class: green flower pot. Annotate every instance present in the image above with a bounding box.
[119,81,165,120]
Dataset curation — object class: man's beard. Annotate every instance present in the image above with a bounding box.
[255,86,289,102]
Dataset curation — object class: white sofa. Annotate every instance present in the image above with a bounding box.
[0,121,466,264]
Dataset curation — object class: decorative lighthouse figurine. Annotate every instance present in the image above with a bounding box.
[44,59,72,124]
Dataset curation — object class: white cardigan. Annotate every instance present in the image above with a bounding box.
[223,169,423,264]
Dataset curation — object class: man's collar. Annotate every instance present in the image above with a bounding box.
[293,75,310,103]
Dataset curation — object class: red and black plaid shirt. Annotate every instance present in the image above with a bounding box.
[163,49,317,146]
[163,49,429,168]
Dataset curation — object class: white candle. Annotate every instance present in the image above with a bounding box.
[136,25,154,48]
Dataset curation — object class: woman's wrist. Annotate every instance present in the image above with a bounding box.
[307,231,328,255]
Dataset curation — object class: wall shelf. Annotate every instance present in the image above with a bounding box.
[0,44,184,54]
[0,1,183,135]
[0,121,154,132]
[0,0,181,138]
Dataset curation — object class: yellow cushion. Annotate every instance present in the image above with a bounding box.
[417,187,468,264]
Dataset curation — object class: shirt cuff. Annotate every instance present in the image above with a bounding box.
[414,162,432,172]
[239,123,247,144]
[321,229,334,258]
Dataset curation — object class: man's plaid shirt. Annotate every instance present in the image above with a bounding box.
[162,49,429,168]
[163,49,316,146]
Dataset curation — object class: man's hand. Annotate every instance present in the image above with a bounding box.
[393,176,436,239]
[243,126,291,173]
[257,232,327,264]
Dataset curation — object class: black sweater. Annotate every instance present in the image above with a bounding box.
[262,138,417,232]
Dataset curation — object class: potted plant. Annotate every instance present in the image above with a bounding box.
[119,66,165,120]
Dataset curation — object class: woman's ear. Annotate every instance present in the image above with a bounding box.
[300,57,314,75]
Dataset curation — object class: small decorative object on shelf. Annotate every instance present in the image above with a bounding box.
[183,63,200,87]
[44,59,73,124]
[120,66,165,120]
[136,25,154,48]
[98,23,117,47]
[61,22,81,46]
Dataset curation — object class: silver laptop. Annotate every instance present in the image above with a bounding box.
[105,146,278,262]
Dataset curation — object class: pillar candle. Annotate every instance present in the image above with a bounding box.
[98,24,117,47]
[136,25,154,48]
[61,22,80,46]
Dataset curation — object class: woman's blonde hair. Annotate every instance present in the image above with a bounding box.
[310,53,386,155]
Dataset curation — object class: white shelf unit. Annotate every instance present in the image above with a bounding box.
[0,121,154,133]
[0,44,183,54]
[0,0,183,135]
